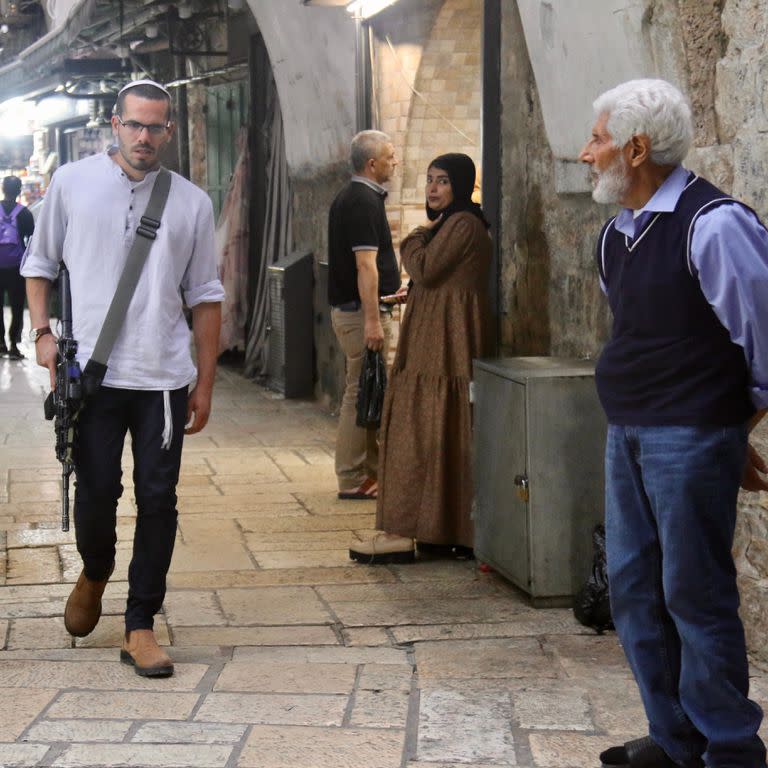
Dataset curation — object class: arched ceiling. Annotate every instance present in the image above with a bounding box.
[245,0,357,175]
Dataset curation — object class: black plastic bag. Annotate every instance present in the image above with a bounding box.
[573,523,614,634]
[356,348,387,428]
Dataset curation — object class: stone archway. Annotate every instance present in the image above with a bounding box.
[371,0,483,240]
[244,0,357,174]
[400,0,482,207]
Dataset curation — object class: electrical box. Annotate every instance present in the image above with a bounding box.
[266,251,314,398]
[472,357,606,605]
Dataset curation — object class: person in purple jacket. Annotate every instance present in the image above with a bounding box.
[0,176,34,358]
[580,78,768,768]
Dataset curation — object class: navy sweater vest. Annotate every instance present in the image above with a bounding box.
[595,174,755,426]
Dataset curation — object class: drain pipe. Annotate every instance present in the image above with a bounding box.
[353,14,371,131]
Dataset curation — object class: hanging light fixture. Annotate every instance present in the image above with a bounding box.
[178,2,192,19]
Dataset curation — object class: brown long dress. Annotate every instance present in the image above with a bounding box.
[376,211,492,547]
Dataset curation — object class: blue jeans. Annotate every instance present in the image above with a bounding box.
[605,424,765,768]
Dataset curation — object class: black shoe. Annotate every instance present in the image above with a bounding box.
[600,736,704,768]
[417,541,475,560]
[7,345,24,360]
[0,341,7,355]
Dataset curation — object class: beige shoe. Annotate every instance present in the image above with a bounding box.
[120,629,174,678]
[349,532,415,564]
[64,563,114,637]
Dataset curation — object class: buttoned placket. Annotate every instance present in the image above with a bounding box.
[124,183,137,242]
[115,161,160,245]
[115,167,174,450]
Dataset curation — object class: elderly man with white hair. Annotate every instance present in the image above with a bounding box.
[580,79,768,768]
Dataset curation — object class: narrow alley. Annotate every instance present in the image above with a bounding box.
[0,330,765,768]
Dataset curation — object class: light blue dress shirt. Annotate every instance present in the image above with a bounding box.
[610,164,768,410]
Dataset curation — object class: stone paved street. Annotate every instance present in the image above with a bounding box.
[2,329,768,768]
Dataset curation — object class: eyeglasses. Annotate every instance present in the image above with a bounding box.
[115,115,170,137]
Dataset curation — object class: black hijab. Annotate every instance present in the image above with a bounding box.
[425,153,489,233]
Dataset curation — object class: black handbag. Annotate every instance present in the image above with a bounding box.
[356,348,387,428]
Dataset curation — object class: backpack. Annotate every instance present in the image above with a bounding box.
[0,204,25,268]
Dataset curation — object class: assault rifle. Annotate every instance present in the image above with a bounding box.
[43,264,83,532]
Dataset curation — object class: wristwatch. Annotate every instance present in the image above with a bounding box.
[29,326,52,343]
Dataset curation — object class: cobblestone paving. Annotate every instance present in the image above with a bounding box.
[1,328,768,768]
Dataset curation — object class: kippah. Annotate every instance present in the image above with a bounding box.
[117,79,171,98]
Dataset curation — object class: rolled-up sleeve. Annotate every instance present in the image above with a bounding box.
[181,196,225,307]
[20,173,67,280]
[692,203,768,409]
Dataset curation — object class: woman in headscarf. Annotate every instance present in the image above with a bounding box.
[350,153,493,563]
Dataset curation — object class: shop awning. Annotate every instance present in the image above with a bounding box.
[0,0,96,103]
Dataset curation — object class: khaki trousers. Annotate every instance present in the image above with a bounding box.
[331,307,393,492]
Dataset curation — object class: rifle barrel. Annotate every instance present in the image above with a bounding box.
[60,263,73,339]
[61,472,70,532]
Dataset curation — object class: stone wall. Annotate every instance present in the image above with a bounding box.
[397,0,482,205]
[372,0,443,208]
[501,0,768,656]
[371,0,482,242]
[498,5,611,357]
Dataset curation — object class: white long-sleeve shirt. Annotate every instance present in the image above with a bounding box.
[22,150,225,390]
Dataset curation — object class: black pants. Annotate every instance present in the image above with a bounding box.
[73,385,187,631]
[0,266,25,344]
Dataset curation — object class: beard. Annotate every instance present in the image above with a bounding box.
[126,147,156,171]
[118,137,158,173]
[592,154,629,205]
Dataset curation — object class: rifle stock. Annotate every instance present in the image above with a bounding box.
[44,264,83,532]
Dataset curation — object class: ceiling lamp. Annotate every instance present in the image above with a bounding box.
[145,22,159,38]
[178,3,192,19]
[346,0,397,19]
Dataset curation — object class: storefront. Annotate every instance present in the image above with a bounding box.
[0,93,113,213]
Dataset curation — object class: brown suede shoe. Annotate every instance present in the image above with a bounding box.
[64,563,114,637]
[120,629,174,678]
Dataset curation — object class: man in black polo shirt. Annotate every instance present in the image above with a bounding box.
[328,130,400,500]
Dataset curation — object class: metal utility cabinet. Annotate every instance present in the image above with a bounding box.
[472,357,607,605]
[266,251,314,398]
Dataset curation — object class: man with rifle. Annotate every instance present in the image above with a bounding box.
[21,80,224,678]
